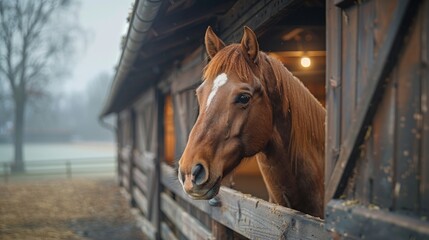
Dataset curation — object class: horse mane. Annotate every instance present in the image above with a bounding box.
[265,55,325,172]
[203,44,325,174]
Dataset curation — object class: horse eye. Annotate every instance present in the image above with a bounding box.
[236,93,251,104]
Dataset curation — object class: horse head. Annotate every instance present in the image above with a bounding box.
[177,26,274,199]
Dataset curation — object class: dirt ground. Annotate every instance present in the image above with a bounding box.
[0,178,145,240]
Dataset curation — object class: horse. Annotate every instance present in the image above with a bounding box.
[177,26,326,218]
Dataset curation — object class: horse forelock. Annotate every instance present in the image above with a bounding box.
[203,44,260,83]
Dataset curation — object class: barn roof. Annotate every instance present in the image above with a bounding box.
[100,0,324,117]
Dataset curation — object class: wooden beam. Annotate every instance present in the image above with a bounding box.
[161,193,214,240]
[153,1,234,36]
[334,0,354,8]
[270,50,326,57]
[211,220,232,239]
[161,222,179,240]
[131,208,157,240]
[133,187,149,216]
[161,163,328,239]
[140,24,208,58]
[132,40,200,77]
[121,162,129,177]
[219,0,300,42]
[325,0,420,202]
[326,200,429,239]
[122,175,130,191]
[133,151,155,174]
[325,0,342,204]
[133,167,148,195]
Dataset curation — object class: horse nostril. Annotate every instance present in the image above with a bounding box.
[191,163,206,186]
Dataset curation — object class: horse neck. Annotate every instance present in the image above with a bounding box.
[257,58,325,217]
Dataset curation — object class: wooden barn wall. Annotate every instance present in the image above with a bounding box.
[132,88,160,236]
[170,48,206,159]
[164,48,217,237]
[118,110,132,192]
[115,89,164,239]
[326,0,429,238]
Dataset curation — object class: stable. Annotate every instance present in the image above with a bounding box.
[100,0,429,239]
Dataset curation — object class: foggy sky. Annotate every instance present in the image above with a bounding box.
[62,0,131,93]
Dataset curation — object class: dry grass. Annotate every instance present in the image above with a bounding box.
[0,179,145,240]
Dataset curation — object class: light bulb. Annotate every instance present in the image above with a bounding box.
[300,57,311,68]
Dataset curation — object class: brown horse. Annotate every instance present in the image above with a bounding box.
[177,26,325,218]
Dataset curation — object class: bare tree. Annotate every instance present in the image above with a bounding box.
[0,0,82,171]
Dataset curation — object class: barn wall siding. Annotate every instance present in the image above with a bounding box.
[170,48,205,159]
[345,0,428,217]
[326,0,429,237]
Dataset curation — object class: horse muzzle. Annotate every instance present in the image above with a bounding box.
[187,176,222,200]
[178,165,222,199]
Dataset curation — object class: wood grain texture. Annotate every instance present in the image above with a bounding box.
[394,11,421,213]
[371,77,395,209]
[219,0,298,42]
[161,163,328,239]
[133,167,148,195]
[131,208,157,240]
[325,0,417,202]
[326,200,429,239]
[161,193,214,240]
[134,151,155,174]
[160,222,178,240]
[356,0,375,105]
[340,4,358,142]
[133,186,148,216]
[421,0,429,219]
[325,0,342,193]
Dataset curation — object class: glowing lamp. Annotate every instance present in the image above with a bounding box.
[300,56,311,68]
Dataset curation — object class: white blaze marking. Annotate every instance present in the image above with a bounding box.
[206,73,228,111]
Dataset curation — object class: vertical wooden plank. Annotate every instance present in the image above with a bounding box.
[130,109,137,208]
[172,89,199,159]
[356,0,375,105]
[341,5,358,143]
[161,222,179,240]
[186,89,198,130]
[354,132,373,205]
[355,0,394,204]
[117,116,123,186]
[420,0,429,219]
[173,92,188,156]
[394,14,421,214]
[325,0,343,191]
[373,0,399,57]
[354,2,378,202]
[371,75,396,209]
[153,89,163,240]
[211,220,233,240]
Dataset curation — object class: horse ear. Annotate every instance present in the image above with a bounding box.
[205,26,225,59]
[241,26,259,63]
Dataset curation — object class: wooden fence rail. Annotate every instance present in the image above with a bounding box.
[161,163,328,240]
[0,157,115,183]
[119,147,329,239]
